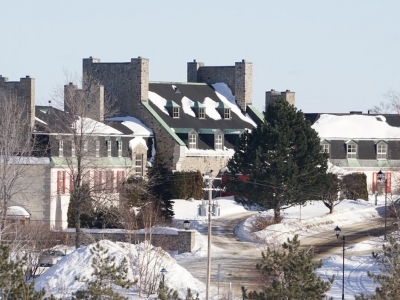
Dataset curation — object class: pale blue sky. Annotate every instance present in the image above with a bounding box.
[1,1,399,114]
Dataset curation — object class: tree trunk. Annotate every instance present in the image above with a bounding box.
[274,196,281,221]
[74,187,81,248]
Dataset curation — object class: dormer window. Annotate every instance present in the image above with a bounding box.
[59,140,63,157]
[377,142,388,160]
[320,140,330,158]
[95,140,100,157]
[199,108,205,119]
[224,108,231,119]
[347,142,357,159]
[165,100,180,119]
[215,134,223,150]
[118,140,122,157]
[216,102,231,120]
[173,107,180,118]
[107,140,111,157]
[189,134,196,149]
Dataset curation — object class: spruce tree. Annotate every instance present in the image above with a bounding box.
[75,242,135,299]
[248,235,333,299]
[148,148,174,220]
[227,98,328,220]
[0,243,49,299]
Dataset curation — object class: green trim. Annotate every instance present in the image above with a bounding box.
[192,101,205,108]
[224,129,244,134]
[377,160,390,168]
[51,157,133,167]
[216,102,231,109]
[199,128,221,134]
[141,101,186,146]
[174,128,194,134]
[246,104,264,123]
[347,159,361,167]
[165,100,181,108]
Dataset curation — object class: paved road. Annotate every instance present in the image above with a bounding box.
[176,212,398,298]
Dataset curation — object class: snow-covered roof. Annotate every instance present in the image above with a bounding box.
[106,116,153,137]
[73,116,122,135]
[7,206,30,217]
[312,114,400,139]
[129,136,148,150]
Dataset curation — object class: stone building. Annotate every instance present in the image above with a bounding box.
[82,57,264,176]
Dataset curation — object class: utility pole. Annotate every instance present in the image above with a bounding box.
[206,173,212,300]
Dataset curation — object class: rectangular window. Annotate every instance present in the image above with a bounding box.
[71,142,75,157]
[377,144,387,160]
[347,144,357,159]
[59,140,63,157]
[199,108,205,119]
[189,134,196,149]
[57,171,66,194]
[105,170,114,193]
[173,107,179,118]
[116,171,125,193]
[320,144,329,154]
[84,140,88,153]
[118,141,122,157]
[94,171,102,194]
[135,154,143,176]
[215,134,223,150]
[96,140,100,157]
[107,141,111,157]
[224,109,230,119]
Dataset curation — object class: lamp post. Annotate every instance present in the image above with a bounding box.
[377,170,387,240]
[334,225,345,300]
[160,267,167,289]
[183,220,191,230]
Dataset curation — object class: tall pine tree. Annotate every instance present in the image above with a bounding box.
[227,98,328,220]
[248,235,333,299]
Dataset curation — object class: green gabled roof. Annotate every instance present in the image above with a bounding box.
[216,102,231,109]
[174,128,194,134]
[192,101,205,108]
[377,160,390,168]
[51,157,132,167]
[141,101,186,146]
[246,104,264,124]
[165,100,181,108]
[224,129,244,135]
[199,128,221,134]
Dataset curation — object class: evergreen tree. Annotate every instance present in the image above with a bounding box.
[0,243,49,299]
[318,172,342,214]
[227,98,328,220]
[148,148,174,220]
[355,236,400,300]
[74,242,135,299]
[248,235,333,300]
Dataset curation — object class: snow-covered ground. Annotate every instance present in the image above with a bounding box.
[34,194,396,299]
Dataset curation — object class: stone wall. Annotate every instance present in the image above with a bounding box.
[235,60,253,112]
[265,89,296,110]
[0,75,35,129]
[66,229,195,254]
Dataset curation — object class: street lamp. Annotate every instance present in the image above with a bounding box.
[334,225,345,300]
[377,170,387,240]
[160,267,167,289]
[183,220,191,230]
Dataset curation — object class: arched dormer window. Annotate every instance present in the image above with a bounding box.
[376,141,388,160]
[346,140,358,159]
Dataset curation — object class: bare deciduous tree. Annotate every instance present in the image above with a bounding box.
[369,89,400,114]
[0,95,38,240]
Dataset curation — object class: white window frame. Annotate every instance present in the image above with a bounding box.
[118,141,122,157]
[189,134,196,149]
[377,143,387,160]
[59,140,63,157]
[347,143,357,159]
[107,140,111,157]
[199,108,205,119]
[320,144,329,154]
[224,108,231,119]
[71,142,75,157]
[84,140,88,153]
[96,140,100,157]
[173,107,180,118]
[135,154,143,176]
[215,134,223,150]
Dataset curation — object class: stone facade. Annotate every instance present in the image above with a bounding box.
[186,59,253,112]
[265,89,296,110]
[66,229,195,254]
[82,56,149,117]
[0,75,35,129]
